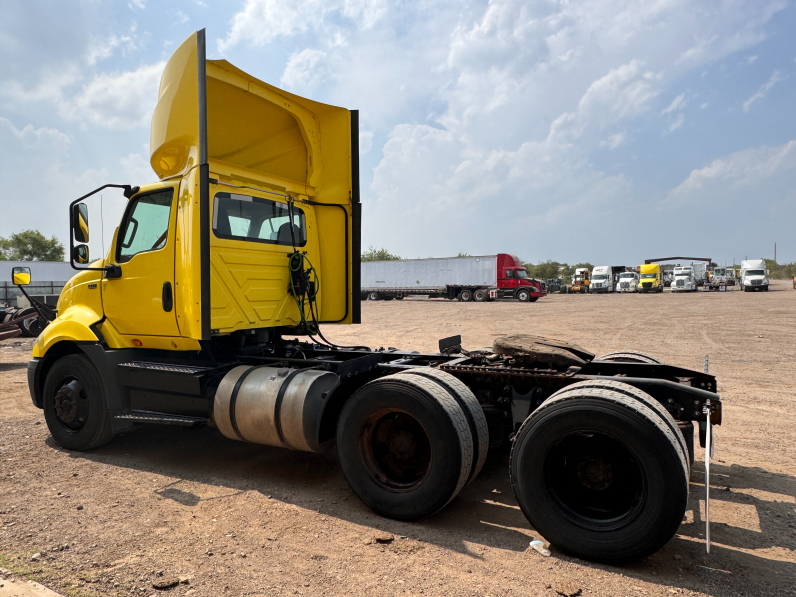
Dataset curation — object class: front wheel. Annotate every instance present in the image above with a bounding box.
[42,354,114,451]
[510,387,689,563]
[516,289,530,302]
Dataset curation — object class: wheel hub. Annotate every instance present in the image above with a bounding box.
[54,380,84,425]
[361,410,432,491]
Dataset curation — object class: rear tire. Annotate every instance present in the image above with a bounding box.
[473,289,488,302]
[396,368,489,484]
[368,292,380,301]
[510,388,689,563]
[550,380,689,477]
[42,354,114,451]
[337,374,473,520]
[596,350,663,364]
[458,289,473,302]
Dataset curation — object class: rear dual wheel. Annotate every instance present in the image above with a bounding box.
[510,381,689,563]
[337,370,488,520]
[596,350,663,364]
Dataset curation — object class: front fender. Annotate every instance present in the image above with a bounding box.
[32,305,102,358]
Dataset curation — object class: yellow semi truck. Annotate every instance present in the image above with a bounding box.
[12,30,723,564]
[638,263,664,293]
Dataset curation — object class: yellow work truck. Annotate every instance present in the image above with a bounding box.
[638,263,664,293]
[12,30,723,564]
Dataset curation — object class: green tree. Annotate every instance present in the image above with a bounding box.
[0,230,64,261]
[457,252,471,258]
[361,246,401,262]
[524,260,567,280]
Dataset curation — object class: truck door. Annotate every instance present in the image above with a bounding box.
[101,186,180,337]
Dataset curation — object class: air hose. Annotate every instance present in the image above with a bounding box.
[285,198,368,351]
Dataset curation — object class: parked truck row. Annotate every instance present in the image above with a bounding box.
[543,260,770,294]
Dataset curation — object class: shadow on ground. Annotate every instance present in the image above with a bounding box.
[56,424,796,597]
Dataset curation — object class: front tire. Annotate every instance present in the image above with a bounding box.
[510,387,689,563]
[337,374,473,520]
[516,289,530,302]
[42,354,114,451]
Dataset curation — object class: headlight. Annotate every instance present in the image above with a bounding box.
[744,280,751,285]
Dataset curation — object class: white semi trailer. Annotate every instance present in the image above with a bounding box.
[361,253,546,302]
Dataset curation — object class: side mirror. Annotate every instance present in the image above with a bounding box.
[12,266,31,286]
[72,202,89,243]
[73,244,90,264]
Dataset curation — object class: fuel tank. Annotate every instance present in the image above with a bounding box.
[214,366,339,452]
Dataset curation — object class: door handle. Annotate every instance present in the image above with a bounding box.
[162,281,173,312]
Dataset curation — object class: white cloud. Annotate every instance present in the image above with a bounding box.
[86,34,135,65]
[0,117,109,248]
[743,70,785,112]
[747,55,758,64]
[665,140,796,213]
[58,62,165,129]
[280,49,329,93]
[662,92,686,114]
[0,117,70,153]
[129,0,146,9]
[218,0,386,52]
[666,113,685,134]
[601,132,626,149]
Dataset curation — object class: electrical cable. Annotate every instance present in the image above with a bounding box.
[284,208,369,352]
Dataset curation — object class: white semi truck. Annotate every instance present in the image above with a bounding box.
[590,265,626,293]
[617,271,639,293]
[741,259,770,292]
[671,266,697,292]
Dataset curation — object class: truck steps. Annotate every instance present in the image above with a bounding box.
[114,410,208,426]
[118,361,213,374]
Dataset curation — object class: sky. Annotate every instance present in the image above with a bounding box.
[1,0,795,266]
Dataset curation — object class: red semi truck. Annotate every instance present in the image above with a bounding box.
[361,253,546,302]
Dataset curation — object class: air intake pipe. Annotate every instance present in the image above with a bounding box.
[214,366,339,453]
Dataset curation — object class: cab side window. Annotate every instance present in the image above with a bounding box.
[212,192,307,247]
[117,190,173,263]
[506,270,517,279]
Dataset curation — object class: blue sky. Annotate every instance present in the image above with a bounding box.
[1,0,795,265]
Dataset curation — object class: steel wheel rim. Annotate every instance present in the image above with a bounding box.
[543,431,646,531]
[359,408,433,492]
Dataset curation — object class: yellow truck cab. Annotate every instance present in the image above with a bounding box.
[14,29,726,565]
[638,264,663,293]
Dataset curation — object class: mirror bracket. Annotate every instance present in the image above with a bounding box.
[69,183,138,273]
[104,265,122,279]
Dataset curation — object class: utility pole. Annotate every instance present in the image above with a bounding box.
[774,242,777,263]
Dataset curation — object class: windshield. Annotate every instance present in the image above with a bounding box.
[619,273,635,279]
[640,273,657,279]
[517,270,528,279]
[745,269,765,276]
[592,274,608,280]
[674,270,691,276]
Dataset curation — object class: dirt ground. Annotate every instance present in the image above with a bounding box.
[1,282,795,597]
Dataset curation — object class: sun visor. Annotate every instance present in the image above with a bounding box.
[150,30,350,194]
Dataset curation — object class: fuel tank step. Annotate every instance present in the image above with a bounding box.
[114,410,208,426]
